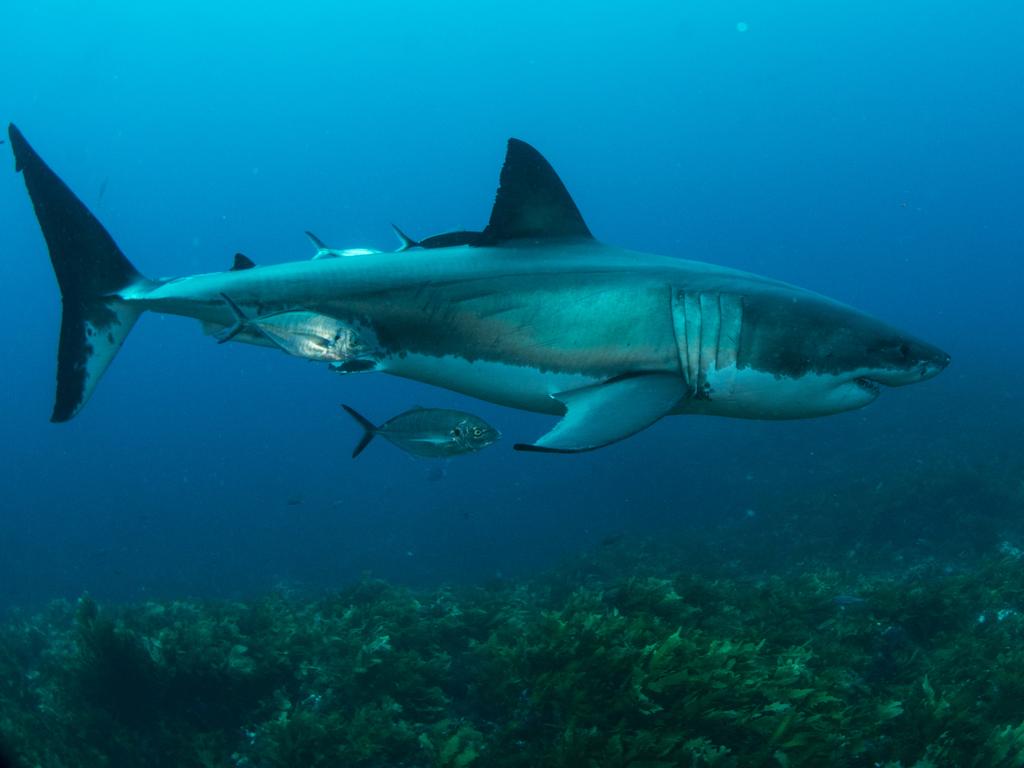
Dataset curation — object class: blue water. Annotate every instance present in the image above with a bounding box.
[1,1,1021,609]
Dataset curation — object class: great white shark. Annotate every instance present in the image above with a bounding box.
[8,124,949,452]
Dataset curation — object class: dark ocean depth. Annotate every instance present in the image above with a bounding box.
[1,2,1022,765]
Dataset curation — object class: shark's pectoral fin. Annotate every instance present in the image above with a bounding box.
[514,373,685,454]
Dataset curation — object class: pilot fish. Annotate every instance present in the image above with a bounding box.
[340,405,500,459]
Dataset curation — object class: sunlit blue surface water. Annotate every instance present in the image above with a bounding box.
[1,1,1021,609]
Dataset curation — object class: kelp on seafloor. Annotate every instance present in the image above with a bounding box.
[1,458,1023,767]
[3,559,1024,767]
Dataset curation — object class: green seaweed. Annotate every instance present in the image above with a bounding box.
[2,457,1024,767]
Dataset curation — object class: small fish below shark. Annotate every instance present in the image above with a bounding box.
[341,405,500,459]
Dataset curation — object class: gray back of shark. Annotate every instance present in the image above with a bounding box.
[342,405,499,459]
[8,124,950,453]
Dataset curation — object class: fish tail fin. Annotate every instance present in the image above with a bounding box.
[305,230,328,250]
[391,224,419,252]
[215,293,249,344]
[9,123,153,422]
[216,293,293,354]
[305,230,334,259]
[341,404,378,458]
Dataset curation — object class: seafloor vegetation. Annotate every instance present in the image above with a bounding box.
[2,455,1023,767]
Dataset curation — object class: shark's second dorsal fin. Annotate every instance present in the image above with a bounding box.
[480,139,593,245]
[231,253,255,271]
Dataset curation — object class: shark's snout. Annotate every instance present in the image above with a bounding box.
[913,343,951,383]
[922,350,951,380]
[867,338,950,388]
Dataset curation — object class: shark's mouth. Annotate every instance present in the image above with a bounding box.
[855,377,882,396]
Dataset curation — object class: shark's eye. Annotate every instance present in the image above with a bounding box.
[899,343,911,358]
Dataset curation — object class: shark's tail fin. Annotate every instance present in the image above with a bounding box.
[340,404,378,458]
[8,124,150,422]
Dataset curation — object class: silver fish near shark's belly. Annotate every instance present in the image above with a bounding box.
[341,404,500,459]
[8,124,950,452]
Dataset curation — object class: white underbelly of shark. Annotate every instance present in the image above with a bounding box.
[384,353,601,415]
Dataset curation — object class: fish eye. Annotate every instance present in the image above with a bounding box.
[473,427,483,436]
[899,342,911,358]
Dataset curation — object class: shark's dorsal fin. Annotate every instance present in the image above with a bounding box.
[231,253,255,271]
[480,138,593,245]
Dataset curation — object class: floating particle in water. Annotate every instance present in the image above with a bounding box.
[736,21,749,33]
